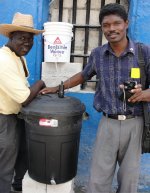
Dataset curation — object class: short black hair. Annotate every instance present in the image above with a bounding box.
[99,3,128,24]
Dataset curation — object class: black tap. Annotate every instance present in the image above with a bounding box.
[58,81,64,98]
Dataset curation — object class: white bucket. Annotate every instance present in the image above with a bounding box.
[43,22,73,63]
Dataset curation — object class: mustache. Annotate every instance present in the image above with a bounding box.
[107,31,119,36]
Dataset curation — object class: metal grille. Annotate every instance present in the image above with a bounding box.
[58,0,121,89]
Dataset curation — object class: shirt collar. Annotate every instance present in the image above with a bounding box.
[2,46,20,58]
[103,38,136,56]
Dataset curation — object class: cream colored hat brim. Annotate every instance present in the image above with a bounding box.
[0,24,44,37]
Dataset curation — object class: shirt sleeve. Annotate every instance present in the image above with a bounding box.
[81,49,97,80]
[0,57,30,104]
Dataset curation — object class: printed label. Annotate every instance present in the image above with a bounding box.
[46,36,68,58]
[39,118,58,127]
[47,44,67,57]
[54,37,62,44]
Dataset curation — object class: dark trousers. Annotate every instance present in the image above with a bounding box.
[0,114,19,193]
[12,118,28,189]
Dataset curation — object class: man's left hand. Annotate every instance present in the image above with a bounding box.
[128,84,150,102]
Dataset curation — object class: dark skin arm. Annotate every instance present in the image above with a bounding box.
[39,72,85,94]
[40,73,150,102]
[22,80,46,106]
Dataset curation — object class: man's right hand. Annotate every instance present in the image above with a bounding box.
[39,72,84,95]
[39,86,59,94]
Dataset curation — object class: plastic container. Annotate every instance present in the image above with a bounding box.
[43,22,73,63]
[20,94,85,184]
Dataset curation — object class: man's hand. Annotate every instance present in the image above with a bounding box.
[39,86,59,94]
[128,84,150,103]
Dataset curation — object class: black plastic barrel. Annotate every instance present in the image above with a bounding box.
[20,94,85,185]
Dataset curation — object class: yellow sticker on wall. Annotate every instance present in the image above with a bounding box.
[131,68,140,78]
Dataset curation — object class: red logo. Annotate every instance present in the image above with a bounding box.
[54,37,62,44]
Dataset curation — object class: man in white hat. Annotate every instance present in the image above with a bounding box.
[0,12,45,193]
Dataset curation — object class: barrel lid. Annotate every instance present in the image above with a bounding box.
[20,94,85,117]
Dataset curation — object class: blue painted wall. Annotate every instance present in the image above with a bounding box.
[0,0,50,85]
[128,0,150,44]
